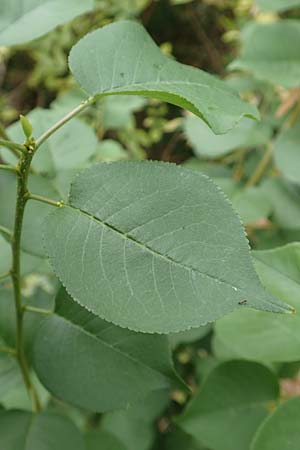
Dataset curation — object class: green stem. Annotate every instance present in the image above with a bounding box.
[35,96,95,149]
[28,193,63,207]
[11,147,41,412]
[246,144,273,187]
[23,305,53,315]
[0,164,18,173]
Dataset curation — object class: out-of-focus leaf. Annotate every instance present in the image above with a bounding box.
[274,125,300,185]
[251,398,300,450]
[184,116,271,159]
[256,0,300,12]
[0,410,85,449]
[230,20,300,88]
[178,361,279,450]
[215,244,300,363]
[4,108,97,176]
[0,0,93,46]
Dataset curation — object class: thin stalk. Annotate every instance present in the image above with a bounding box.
[0,271,10,281]
[0,164,18,173]
[11,147,41,412]
[0,139,25,157]
[35,96,95,149]
[23,305,53,315]
[246,144,274,187]
[0,225,13,240]
[28,193,63,208]
[0,346,17,356]
[0,123,10,140]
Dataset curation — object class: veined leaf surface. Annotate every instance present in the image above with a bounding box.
[43,161,290,334]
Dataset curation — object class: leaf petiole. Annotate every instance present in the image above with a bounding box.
[0,164,18,173]
[28,193,64,208]
[23,305,53,315]
[35,96,96,149]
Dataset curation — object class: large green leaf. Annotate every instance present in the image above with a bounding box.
[256,0,300,12]
[274,125,300,185]
[43,161,289,334]
[230,20,300,88]
[69,21,259,135]
[178,361,279,450]
[0,410,85,449]
[0,0,93,46]
[215,244,300,363]
[3,108,98,176]
[33,288,180,412]
[251,398,300,450]
[184,116,271,159]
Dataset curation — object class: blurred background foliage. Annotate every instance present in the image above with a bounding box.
[3,1,300,449]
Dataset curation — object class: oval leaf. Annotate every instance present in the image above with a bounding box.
[43,161,290,334]
[69,21,259,135]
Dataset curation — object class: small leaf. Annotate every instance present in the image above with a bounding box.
[251,398,300,450]
[230,20,300,88]
[20,115,33,139]
[177,361,279,450]
[0,410,85,449]
[69,21,259,135]
[33,288,180,412]
[43,161,290,334]
[0,0,94,46]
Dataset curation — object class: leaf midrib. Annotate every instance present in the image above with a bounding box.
[53,312,171,384]
[65,204,243,293]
